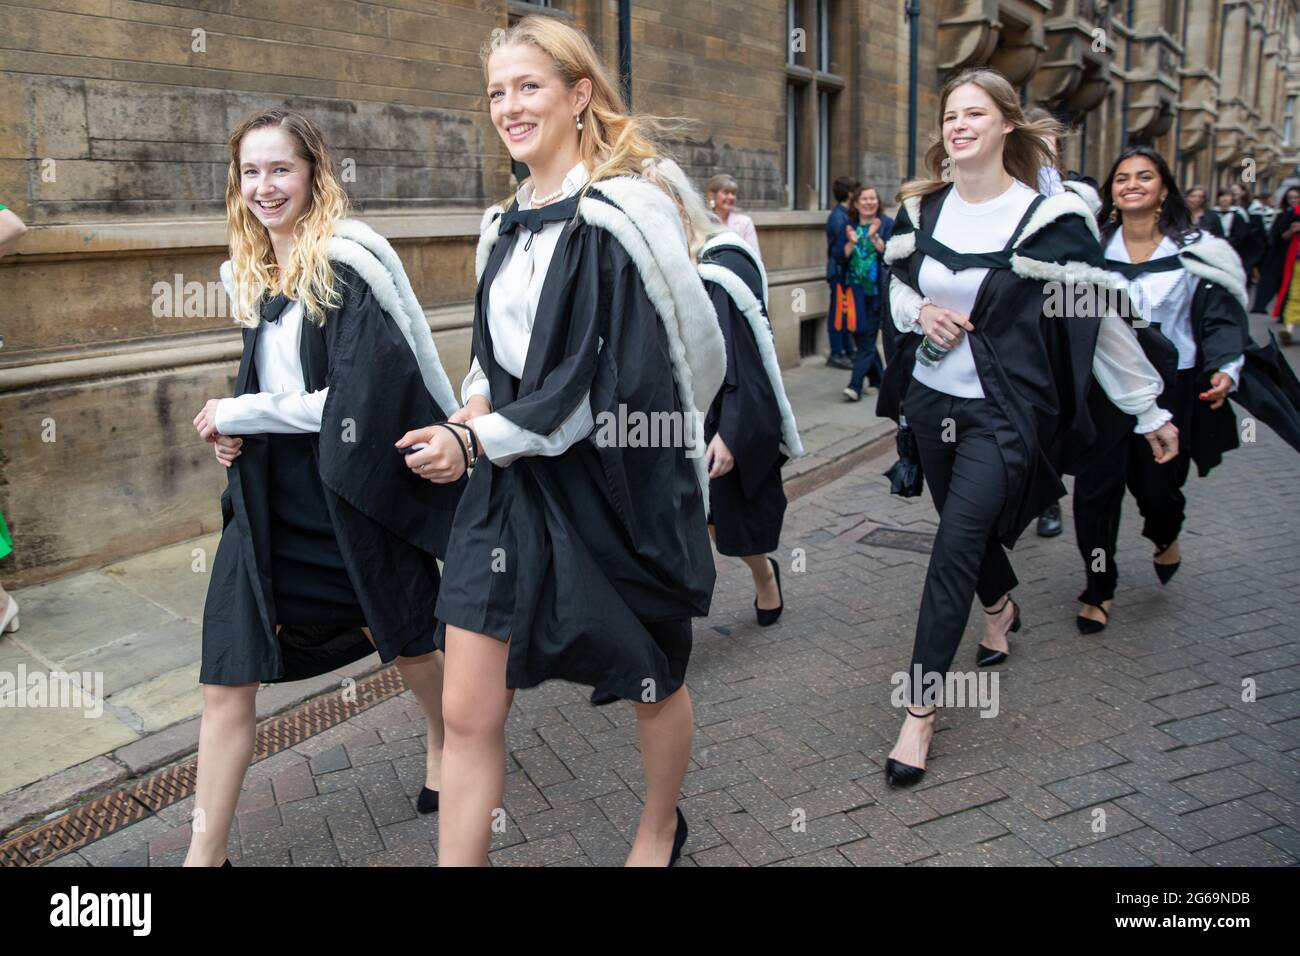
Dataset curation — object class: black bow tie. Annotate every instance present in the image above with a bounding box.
[1103,254,1183,281]
[260,293,293,325]
[498,194,581,239]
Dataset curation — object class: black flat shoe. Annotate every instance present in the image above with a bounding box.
[417,787,439,814]
[668,807,688,866]
[589,689,619,706]
[1036,503,1063,538]
[976,597,1020,667]
[1076,602,1110,635]
[885,707,935,787]
[755,557,783,627]
[1153,542,1180,585]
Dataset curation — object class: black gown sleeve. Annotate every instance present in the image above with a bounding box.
[704,271,783,499]
[1194,279,1249,379]
[317,264,464,558]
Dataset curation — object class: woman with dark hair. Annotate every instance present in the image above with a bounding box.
[1254,185,1300,316]
[875,69,1177,787]
[1269,187,1300,344]
[1073,146,1300,633]
[841,184,893,401]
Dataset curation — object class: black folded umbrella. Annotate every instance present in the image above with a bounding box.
[883,424,925,497]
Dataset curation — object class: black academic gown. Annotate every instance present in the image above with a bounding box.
[433,196,715,704]
[201,263,464,685]
[701,244,787,556]
[876,184,1108,548]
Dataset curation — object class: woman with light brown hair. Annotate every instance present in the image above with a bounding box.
[185,107,465,865]
[404,15,724,866]
[874,69,1178,786]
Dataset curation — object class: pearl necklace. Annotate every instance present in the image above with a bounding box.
[530,183,567,206]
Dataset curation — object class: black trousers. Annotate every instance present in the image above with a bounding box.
[1072,369,1195,605]
[905,380,1018,703]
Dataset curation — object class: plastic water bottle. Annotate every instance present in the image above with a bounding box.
[915,337,950,368]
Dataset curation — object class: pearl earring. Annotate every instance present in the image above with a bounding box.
[575,113,583,130]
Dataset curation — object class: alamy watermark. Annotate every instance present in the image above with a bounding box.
[890,666,1000,718]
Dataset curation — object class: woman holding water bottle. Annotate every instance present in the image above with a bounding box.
[874,68,1178,788]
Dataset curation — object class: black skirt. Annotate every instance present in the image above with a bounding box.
[266,434,366,627]
[434,453,694,705]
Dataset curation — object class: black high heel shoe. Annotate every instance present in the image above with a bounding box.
[755,557,783,627]
[976,597,1020,667]
[668,807,688,866]
[1153,542,1181,585]
[1076,601,1110,635]
[417,787,439,814]
[885,707,936,787]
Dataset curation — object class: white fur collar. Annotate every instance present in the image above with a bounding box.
[475,176,726,502]
[882,186,1117,288]
[697,234,803,458]
[701,230,770,306]
[1179,232,1249,310]
[1062,180,1102,217]
[219,218,458,415]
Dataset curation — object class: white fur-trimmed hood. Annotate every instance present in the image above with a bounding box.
[475,175,727,500]
[1180,232,1250,310]
[698,232,803,459]
[882,185,1119,290]
[220,219,459,416]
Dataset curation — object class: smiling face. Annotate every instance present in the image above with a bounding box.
[1286,188,1300,210]
[714,188,737,215]
[854,188,879,220]
[238,125,312,235]
[1185,187,1206,211]
[486,42,589,169]
[942,83,1014,170]
[1111,156,1167,218]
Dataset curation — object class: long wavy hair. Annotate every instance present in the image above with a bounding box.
[1097,146,1194,248]
[482,16,692,205]
[897,69,1060,206]
[645,158,726,261]
[225,108,350,327]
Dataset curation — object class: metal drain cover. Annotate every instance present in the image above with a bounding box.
[858,526,934,553]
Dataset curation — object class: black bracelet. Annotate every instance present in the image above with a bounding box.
[431,422,470,475]
[446,421,479,468]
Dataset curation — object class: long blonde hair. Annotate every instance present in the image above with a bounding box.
[225,108,350,327]
[644,158,727,261]
[481,16,692,203]
[897,69,1060,206]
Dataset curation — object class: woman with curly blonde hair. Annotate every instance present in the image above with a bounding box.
[404,16,724,866]
[186,108,464,865]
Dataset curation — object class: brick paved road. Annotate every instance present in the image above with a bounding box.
[47,375,1300,867]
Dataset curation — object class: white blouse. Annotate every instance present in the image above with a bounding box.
[215,300,327,435]
[462,161,597,466]
[892,181,1173,433]
[1105,229,1244,388]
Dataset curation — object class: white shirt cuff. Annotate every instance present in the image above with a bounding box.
[472,395,595,467]
[1133,404,1173,434]
[1218,356,1245,393]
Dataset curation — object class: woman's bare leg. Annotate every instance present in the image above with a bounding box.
[438,625,513,866]
[739,553,780,610]
[393,650,446,790]
[183,681,258,866]
[626,684,693,866]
